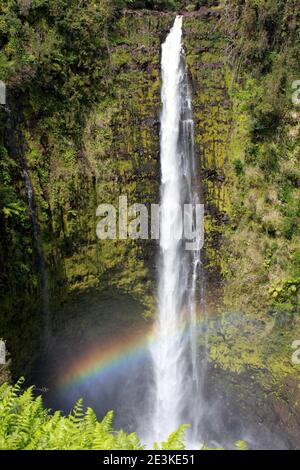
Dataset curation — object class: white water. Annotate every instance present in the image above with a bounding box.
[150,16,202,444]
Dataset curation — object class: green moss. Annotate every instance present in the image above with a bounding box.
[205,0,300,401]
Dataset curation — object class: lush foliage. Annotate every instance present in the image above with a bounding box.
[221,0,300,317]
[0,0,299,445]
[0,0,160,377]
[0,380,249,450]
[0,379,184,450]
[205,1,300,391]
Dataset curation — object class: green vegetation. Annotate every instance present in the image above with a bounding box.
[199,2,300,437]
[0,379,148,450]
[213,0,300,362]
[0,0,299,449]
[0,0,124,376]
[0,1,165,377]
[0,379,248,450]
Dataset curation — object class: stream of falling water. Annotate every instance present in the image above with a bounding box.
[150,16,203,445]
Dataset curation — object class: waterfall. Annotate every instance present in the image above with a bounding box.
[150,16,203,444]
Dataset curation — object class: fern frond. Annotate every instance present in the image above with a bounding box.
[235,440,248,450]
[157,424,188,450]
[69,398,85,427]
[100,410,114,433]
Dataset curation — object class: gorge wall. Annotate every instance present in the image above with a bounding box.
[0,4,230,377]
[0,0,299,448]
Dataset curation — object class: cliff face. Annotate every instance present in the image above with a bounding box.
[205,0,300,446]
[184,8,231,306]
[0,6,229,377]
[0,1,299,446]
[0,5,162,375]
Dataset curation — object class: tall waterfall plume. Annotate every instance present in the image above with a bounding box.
[150,15,203,444]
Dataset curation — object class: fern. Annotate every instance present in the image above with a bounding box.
[69,398,85,427]
[100,410,114,433]
[0,381,248,450]
[235,440,248,450]
[80,407,98,449]
[154,425,188,450]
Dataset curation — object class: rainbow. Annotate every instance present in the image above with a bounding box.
[59,327,155,391]
[59,314,209,392]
